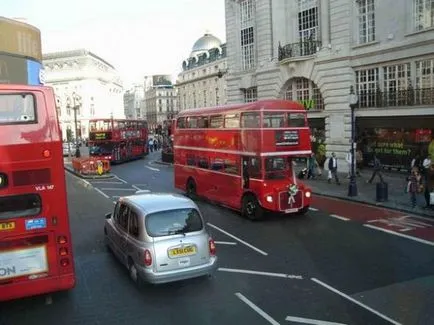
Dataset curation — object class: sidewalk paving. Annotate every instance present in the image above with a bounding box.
[296,166,434,218]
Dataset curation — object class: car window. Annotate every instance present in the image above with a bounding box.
[129,209,140,238]
[117,204,129,231]
[145,208,203,237]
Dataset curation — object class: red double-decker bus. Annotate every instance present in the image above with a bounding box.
[0,84,75,301]
[173,100,312,220]
[88,119,148,163]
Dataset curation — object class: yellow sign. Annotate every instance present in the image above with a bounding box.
[0,17,42,62]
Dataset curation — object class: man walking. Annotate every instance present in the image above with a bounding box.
[327,152,340,185]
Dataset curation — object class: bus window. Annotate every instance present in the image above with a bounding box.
[224,114,240,128]
[263,113,285,128]
[177,117,186,129]
[89,121,96,131]
[0,94,36,124]
[264,157,287,180]
[197,116,209,128]
[187,117,197,128]
[224,159,239,174]
[241,112,260,128]
[198,157,209,169]
[211,158,224,170]
[210,115,224,128]
[248,157,262,178]
[288,113,306,127]
[187,154,196,166]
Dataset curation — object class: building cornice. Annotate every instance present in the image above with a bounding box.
[175,71,224,87]
[43,49,116,70]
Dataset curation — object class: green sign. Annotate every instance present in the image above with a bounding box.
[298,99,316,110]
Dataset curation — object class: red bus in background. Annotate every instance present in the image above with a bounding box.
[173,100,312,220]
[88,119,148,163]
[0,84,75,301]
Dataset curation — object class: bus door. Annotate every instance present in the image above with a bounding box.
[242,156,250,189]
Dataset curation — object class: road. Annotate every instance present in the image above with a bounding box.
[1,151,433,325]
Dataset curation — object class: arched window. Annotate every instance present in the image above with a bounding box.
[283,77,324,111]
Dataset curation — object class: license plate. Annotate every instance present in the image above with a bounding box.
[0,222,15,231]
[168,245,196,258]
[284,208,298,213]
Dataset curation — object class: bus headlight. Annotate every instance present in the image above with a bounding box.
[0,173,8,188]
[305,191,311,198]
[266,195,273,203]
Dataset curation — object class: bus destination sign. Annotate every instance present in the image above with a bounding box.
[90,132,112,141]
[275,130,299,146]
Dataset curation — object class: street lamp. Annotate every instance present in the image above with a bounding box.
[72,92,82,158]
[348,86,359,197]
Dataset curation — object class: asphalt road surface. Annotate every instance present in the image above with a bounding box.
[1,151,433,325]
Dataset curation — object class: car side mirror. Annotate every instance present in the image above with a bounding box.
[105,213,112,219]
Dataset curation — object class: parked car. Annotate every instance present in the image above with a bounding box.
[104,192,218,286]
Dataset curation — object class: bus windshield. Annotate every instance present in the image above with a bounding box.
[264,156,291,180]
[90,143,113,155]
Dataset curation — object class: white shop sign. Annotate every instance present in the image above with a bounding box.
[0,246,48,280]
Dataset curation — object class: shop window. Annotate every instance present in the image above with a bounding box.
[288,113,306,127]
[241,112,260,128]
[224,114,240,128]
[263,113,285,128]
[210,115,224,128]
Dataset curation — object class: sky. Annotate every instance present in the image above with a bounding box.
[2,0,226,88]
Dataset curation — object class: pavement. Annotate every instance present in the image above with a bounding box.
[3,151,432,325]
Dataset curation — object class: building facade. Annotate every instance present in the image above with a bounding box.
[144,75,178,131]
[43,49,124,141]
[225,0,434,171]
[123,83,145,119]
[176,33,228,110]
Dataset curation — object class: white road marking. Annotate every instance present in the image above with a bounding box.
[311,278,402,325]
[89,181,123,184]
[94,188,109,199]
[285,316,347,325]
[99,188,136,191]
[132,185,149,192]
[235,292,280,325]
[207,223,268,256]
[67,172,91,187]
[145,165,160,172]
[214,241,237,245]
[363,224,434,246]
[113,175,128,184]
[308,207,318,211]
[329,214,350,221]
[219,267,303,280]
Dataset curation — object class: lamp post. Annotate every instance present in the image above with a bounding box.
[72,92,82,158]
[348,86,359,197]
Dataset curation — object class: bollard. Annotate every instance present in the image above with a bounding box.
[376,182,388,202]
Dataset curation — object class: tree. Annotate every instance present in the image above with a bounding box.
[66,128,73,142]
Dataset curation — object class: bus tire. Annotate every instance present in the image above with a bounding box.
[186,178,197,199]
[242,194,263,221]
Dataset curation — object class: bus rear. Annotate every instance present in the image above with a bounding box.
[0,85,75,301]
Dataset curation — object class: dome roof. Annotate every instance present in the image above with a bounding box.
[190,33,222,57]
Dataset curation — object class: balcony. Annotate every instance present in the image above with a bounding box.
[358,87,434,108]
[278,40,322,62]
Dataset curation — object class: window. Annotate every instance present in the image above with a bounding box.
[0,94,36,124]
[215,88,220,105]
[177,117,186,128]
[298,0,319,55]
[187,117,197,128]
[357,0,375,44]
[224,159,239,175]
[247,157,261,178]
[414,0,434,30]
[0,194,41,219]
[288,113,306,127]
[264,157,288,180]
[129,210,140,238]
[210,115,224,128]
[240,0,256,70]
[356,68,379,108]
[263,113,285,128]
[284,78,324,110]
[197,116,209,128]
[203,90,207,107]
[243,87,257,103]
[186,154,196,166]
[224,114,240,128]
[198,157,209,169]
[241,112,260,128]
[415,58,434,104]
[145,208,203,237]
[117,204,129,231]
[383,63,411,106]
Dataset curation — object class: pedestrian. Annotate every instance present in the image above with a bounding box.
[407,167,422,209]
[148,138,154,152]
[327,152,340,185]
[423,162,434,209]
[367,154,384,184]
[307,152,318,179]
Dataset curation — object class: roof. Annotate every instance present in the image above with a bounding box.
[122,192,197,215]
[42,49,115,70]
[190,33,222,57]
[177,100,306,117]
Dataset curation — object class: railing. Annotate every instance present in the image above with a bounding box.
[357,87,434,108]
[278,41,322,61]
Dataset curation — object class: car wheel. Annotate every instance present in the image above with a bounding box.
[242,194,264,221]
[128,259,142,287]
[186,178,197,199]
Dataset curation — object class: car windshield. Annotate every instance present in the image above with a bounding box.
[145,208,203,237]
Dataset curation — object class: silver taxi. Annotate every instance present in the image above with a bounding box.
[104,192,218,285]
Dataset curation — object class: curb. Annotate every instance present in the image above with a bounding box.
[64,167,115,179]
[153,160,173,166]
[313,191,434,218]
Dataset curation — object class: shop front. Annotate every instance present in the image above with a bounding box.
[356,116,434,172]
[309,118,326,167]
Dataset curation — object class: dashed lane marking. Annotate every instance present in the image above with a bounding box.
[285,316,347,325]
[219,267,303,280]
[145,165,160,172]
[214,241,237,245]
[235,292,280,325]
[94,188,109,199]
[113,175,128,183]
[329,214,350,221]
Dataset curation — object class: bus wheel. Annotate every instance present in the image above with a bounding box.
[186,179,197,199]
[242,194,263,221]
